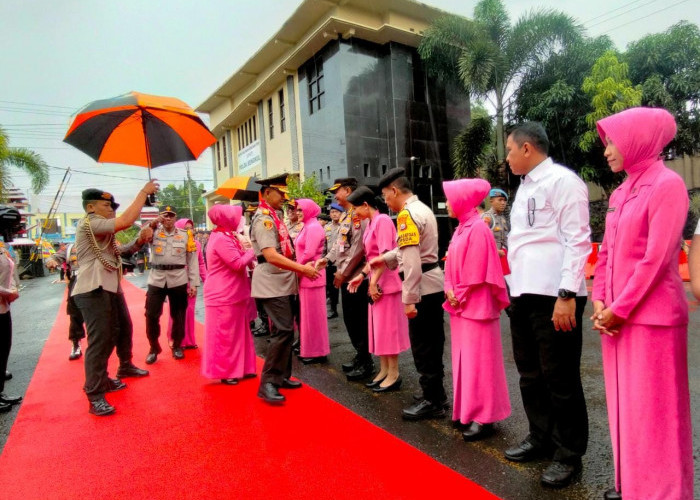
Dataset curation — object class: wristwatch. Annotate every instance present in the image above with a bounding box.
[558,289,577,299]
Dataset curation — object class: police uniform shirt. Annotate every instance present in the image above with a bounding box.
[325,207,367,279]
[147,226,200,289]
[384,195,444,304]
[250,207,298,299]
[49,244,79,272]
[71,214,121,296]
[0,243,18,314]
[324,221,341,255]
[482,207,509,250]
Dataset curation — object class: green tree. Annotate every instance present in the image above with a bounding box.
[115,225,141,245]
[0,125,50,199]
[157,180,206,224]
[418,0,583,162]
[580,50,642,152]
[286,174,326,206]
[625,21,700,156]
[451,113,495,180]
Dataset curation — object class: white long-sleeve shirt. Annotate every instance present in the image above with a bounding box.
[507,157,591,297]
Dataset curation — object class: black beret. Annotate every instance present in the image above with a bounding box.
[82,188,119,209]
[377,167,408,190]
[346,185,379,208]
[327,177,357,192]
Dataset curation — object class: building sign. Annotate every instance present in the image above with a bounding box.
[237,140,261,173]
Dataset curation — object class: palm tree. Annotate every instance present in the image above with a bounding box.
[0,125,50,199]
[418,0,584,161]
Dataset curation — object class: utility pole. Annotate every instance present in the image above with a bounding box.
[185,162,194,221]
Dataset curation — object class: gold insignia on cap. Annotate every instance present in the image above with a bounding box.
[328,183,341,192]
[101,192,112,200]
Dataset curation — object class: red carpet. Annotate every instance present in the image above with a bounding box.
[0,280,498,499]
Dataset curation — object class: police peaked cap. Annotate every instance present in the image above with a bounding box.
[82,188,119,210]
[327,177,357,192]
[258,173,289,193]
[160,206,177,215]
[377,168,408,190]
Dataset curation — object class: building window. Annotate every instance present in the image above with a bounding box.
[364,163,369,177]
[216,142,221,170]
[268,98,274,139]
[222,135,228,169]
[237,115,257,151]
[307,57,324,114]
[252,115,257,141]
[279,89,286,133]
[381,164,387,175]
[319,168,323,181]
[327,166,330,179]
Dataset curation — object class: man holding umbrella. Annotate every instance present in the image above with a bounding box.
[72,182,159,416]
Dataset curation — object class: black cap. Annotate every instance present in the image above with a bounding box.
[377,167,408,190]
[82,189,119,210]
[257,173,289,193]
[346,185,379,208]
[160,205,177,215]
[327,177,357,192]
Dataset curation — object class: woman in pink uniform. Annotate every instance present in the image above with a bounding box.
[347,186,409,392]
[442,178,511,441]
[593,107,692,500]
[293,198,329,364]
[202,205,257,385]
[167,218,207,349]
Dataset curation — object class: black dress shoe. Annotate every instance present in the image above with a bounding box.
[145,352,158,365]
[603,488,622,500]
[0,393,22,405]
[106,378,127,392]
[462,422,494,442]
[365,376,386,388]
[242,373,257,380]
[257,383,285,404]
[414,392,449,408]
[221,378,239,385]
[69,341,82,361]
[299,356,327,365]
[281,378,302,389]
[540,460,581,488]
[402,399,446,420]
[346,363,374,381]
[504,438,546,462]
[373,376,402,393]
[342,357,359,372]
[116,362,149,378]
[172,347,185,360]
[327,311,338,319]
[89,397,115,416]
[4,371,11,381]
[182,344,198,350]
[0,401,11,413]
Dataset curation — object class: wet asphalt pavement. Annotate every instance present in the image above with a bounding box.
[2,272,699,499]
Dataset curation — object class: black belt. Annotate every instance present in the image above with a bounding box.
[150,264,185,270]
[398,261,439,281]
[257,255,267,264]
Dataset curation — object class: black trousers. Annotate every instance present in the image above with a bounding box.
[66,276,85,342]
[326,263,339,313]
[255,298,270,331]
[74,288,134,400]
[408,291,446,403]
[510,294,589,462]
[145,284,188,350]
[259,295,297,387]
[0,312,11,393]
[340,280,370,364]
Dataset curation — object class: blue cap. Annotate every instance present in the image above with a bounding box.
[329,203,345,212]
[488,188,508,201]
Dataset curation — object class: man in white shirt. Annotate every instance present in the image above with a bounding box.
[504,122,591,489]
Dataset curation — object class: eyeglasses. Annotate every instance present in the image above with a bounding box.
[527,197,535,227]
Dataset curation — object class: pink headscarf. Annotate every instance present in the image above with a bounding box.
[175,218,194,230]
[294,198,321,222]
[207,204,242,232]
[442,178,491,224]
[596,107,676,175]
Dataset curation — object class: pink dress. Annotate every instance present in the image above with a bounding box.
[167,218,207,348]
[362,213,409,356]
[202,205,257,380]
[442,179,511,425]
[294,199,329,358]
[594,108,693,499]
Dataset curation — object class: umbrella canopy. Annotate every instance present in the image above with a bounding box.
[215,176,261,202]
[63,91,216,168]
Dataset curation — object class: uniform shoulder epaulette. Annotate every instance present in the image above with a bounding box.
[261,208,270,215]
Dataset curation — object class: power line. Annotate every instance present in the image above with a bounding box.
[581,0,658,26]
[0,99,77,110]
[599,0,690,34]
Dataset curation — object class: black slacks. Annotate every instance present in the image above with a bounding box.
[74,288,134,400]
[259,295,297,386]
[66,276,85,342]
[0,312,11,393]
[340,280,370,364]
[407,291,446,403]
[326,263,339,312]
[145,284,188,350]
[510,294,589,463]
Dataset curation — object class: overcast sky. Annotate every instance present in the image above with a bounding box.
[1,0,697,213]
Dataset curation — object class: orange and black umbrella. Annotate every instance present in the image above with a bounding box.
[63,91,216,169]
[215,175,261,202]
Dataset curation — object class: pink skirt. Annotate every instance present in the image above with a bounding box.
[368,291,410,356]
[450,315,510,425]
[167,295,197,347]
[601,323,693,499]
[202,302,257,379]
[299,286,330,358]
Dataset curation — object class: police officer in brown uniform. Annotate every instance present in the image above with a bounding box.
[374,168,447,420]
[326,178,373,380]
[72,183,158,416]
[144,206,200,364]
[251,174,319,404]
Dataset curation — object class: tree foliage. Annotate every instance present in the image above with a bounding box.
[115,225,141,245]
[0,126,50,200]
[451,115,495,180]
[580,51,642,152]
[286,174,326,206]
[157,179,206,224]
